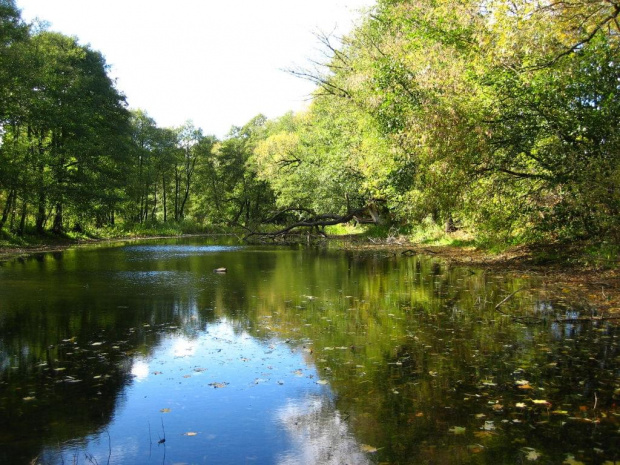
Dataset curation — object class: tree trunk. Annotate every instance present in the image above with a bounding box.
[368,204,383,224]
[17,199,27,236]
[9,199,17,230]
[445,214,457,233]
[35,190,46,234]
[162,173,168,223]
[0,188,16,230]
[52,202,63,234]
[151,183,157,220]
[174,165,180,221]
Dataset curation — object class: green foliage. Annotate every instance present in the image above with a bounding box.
[286,0,620,246]
[193,115,276,228]
[1,0,618,248]
[95,219,222,238]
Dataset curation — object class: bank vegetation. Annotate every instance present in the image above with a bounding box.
[1,0,618,264]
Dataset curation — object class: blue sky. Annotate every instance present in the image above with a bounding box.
[16,0,374,137]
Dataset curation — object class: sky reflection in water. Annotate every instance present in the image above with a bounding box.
[43,321,364,465]
[1,239,618,464]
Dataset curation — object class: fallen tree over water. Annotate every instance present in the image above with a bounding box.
[243,205,379,241]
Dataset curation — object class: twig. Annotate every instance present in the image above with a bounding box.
[554,316,620,323]
[495,287,526,312]
[493,287,544,324]
[106,429,111,465]
[148,421,153,458]
[158,418,166,445]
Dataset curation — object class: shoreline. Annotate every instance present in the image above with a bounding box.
[1,234,618,316]
[0,233,231,261]
[336,239,620,316]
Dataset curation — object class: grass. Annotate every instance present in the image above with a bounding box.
[3,218,617,271]
[0,220,230,250]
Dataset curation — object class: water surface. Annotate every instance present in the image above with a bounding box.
[0,238,617,464]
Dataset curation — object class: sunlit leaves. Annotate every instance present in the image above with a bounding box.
[360,444,378,453]
[449,426,466,435]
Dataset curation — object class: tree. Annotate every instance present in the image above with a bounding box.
[193,115,275,229]
[0,27,130,234]
[289,0,620,242]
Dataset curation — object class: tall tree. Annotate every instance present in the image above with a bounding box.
[193,115,275,228]
[1,29,130,233]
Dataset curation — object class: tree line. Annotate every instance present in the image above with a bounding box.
[0,1,275,236]
[254,0,620,243]
[1,0,618,244]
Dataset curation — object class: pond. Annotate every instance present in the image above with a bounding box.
[0,237,618,464]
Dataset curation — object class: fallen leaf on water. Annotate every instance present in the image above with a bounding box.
[160,408,171,413]
[360,444,377,453]
[449,426,466,435]
[316,380,328,385]
[522,448,541,461]
[184,432,198,436]
[483,421,496,431]
[563,454,585,465]
[208,382,229,388]
[23,396,35,401]
[516,402,527,408]
[532,399,550,406]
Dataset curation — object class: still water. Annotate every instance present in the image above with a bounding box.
[0,237,618,464]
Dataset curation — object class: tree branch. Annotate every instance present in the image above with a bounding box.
[244,207,371,240]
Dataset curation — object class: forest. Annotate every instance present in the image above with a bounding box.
[1,0,619,247]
